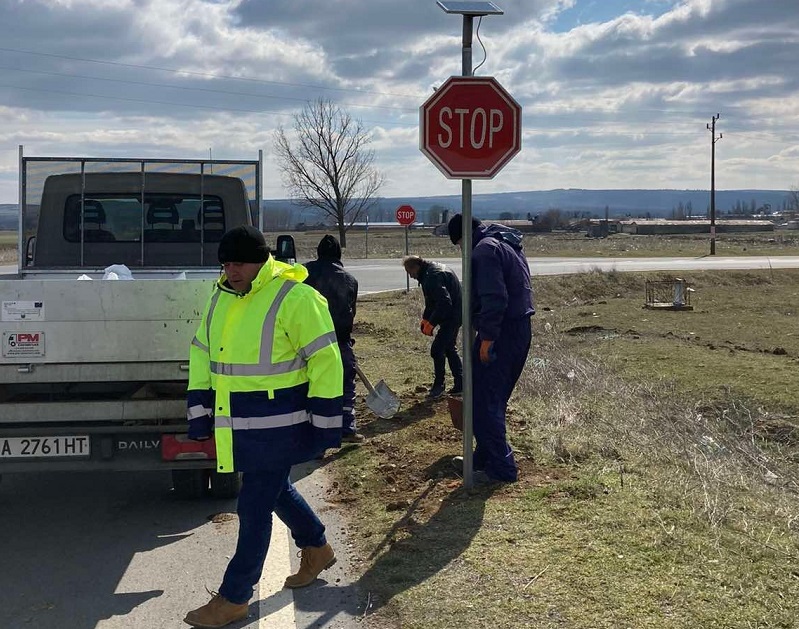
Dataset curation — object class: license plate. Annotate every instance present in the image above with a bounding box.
[0,436,90,458]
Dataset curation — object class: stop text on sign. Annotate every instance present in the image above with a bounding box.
[437,107,505,149]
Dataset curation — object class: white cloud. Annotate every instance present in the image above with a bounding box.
[1,0,799,202]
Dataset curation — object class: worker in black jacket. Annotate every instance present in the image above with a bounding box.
[304,235,363,442]
[403,255,463,399]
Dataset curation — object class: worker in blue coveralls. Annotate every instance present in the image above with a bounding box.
[304,235,363,443]
[447,214,534,484]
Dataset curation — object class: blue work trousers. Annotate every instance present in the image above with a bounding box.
[219,468,327,604]
[339,339,357,435]
[431,321,463,389]
[472,316,532,482]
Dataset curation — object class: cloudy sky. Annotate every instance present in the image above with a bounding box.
[1,0,798,203]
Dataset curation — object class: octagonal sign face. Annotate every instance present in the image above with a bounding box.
[395,204,416,226]
[420,76,522,179]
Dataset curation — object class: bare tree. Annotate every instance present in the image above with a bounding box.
[274,98,384,248]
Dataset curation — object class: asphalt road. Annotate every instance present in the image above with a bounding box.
[343,255,799,293]
[0,462,362,629]
[2,254,799,628]
[4,255,799,294]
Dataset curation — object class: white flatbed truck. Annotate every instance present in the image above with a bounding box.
[0,150,294,498]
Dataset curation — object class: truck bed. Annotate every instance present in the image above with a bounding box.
[0,275,219,472]
[1,275,217,365]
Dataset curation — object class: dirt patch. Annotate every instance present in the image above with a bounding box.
[755,416,799,445]
[208,512,237,524]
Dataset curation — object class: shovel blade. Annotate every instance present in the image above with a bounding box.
[365,379,401,419]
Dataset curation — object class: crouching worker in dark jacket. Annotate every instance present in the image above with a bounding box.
[304,235,363,443]
[184,226,343,629]
[447,214,534,485]
[403,255,463,399]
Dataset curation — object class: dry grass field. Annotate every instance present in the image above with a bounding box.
[290,228,799,260]
[326,270,799,629]
[3,228,799,266]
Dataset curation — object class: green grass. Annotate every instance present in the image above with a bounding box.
[535,269,799,409]
[328,270,799,629]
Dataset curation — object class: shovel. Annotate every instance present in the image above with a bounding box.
[354,364,401,419]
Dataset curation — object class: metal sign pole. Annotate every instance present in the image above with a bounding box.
[405,225,410,292]
[258,149,264,233]
[365,214,369,259]
[17,145,23,275]
[461,14,475,489]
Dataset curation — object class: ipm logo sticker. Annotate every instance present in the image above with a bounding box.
[2,332,45,358]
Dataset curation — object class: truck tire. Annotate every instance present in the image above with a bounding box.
[210,471,242,499]
[172,469,209,499]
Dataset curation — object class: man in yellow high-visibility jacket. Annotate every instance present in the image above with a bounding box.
[184,225,343,629]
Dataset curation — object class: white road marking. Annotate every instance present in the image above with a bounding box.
[258,520,295,628]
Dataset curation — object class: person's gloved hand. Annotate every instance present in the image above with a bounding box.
[420,319,435,336]
[479,339,497,364]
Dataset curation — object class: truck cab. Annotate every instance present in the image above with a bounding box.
[28,172,254,269]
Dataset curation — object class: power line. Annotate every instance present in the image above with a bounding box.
[0,83,412,127]
[0,81,744,139]
[0,65,418,114]
[0,46,419,101]
[0,82,711,136]
[2,48,783,134]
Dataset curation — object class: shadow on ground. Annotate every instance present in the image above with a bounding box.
[255,457,495,627]
[0,471,228,629]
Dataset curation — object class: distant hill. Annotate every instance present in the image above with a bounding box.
[0,204,16,230]
[262,189,793,227]
[2,189,792,232]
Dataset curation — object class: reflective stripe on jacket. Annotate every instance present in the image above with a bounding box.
[187,256,344,473]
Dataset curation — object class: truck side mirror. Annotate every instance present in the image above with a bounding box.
[274,235,296,265]
[25,236,36,266]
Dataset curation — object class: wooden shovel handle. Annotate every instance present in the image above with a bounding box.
[353,364,377,395]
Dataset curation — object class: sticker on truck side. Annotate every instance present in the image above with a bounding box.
[2,300,45,322]
[2,332,45,357]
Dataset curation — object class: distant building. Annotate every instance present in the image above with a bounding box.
[619,219,774,235]
[585,218,621,238]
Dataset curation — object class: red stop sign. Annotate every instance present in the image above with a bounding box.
[395,204,416,226]
[419,76,521,179]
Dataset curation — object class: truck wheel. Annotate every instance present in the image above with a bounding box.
[172,469,209,499]
[210,471,242,499]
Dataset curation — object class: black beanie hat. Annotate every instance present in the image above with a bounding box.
[447,214,482,245]
[317,234,342,260]
[218,225,270,264]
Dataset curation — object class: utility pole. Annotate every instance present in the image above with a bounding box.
[707,114,722,255]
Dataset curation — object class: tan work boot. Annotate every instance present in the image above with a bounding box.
[184,592,248,628]
[284,543,336,588]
